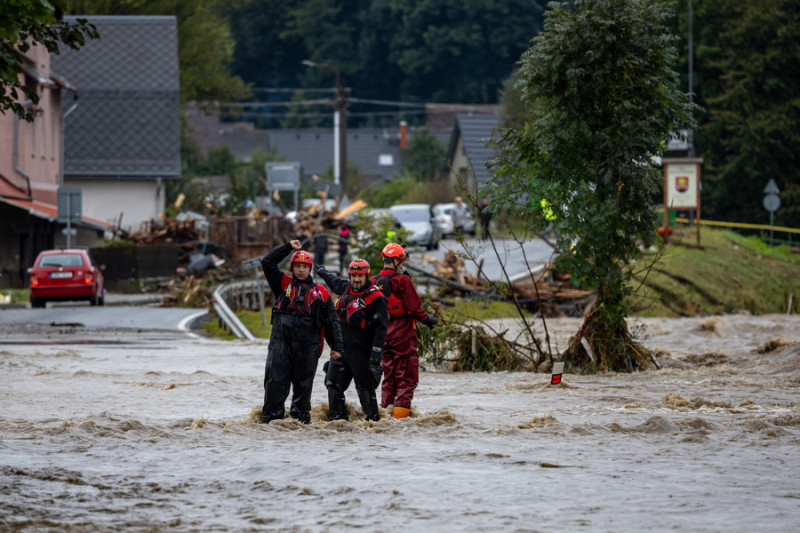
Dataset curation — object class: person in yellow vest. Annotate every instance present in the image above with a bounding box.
[540,198,556,236]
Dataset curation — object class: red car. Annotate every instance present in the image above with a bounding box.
[28,248,105,308]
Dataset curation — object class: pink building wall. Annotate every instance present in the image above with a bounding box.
[0,43,64,206]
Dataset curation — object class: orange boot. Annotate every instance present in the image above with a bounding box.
[392,406,410,419]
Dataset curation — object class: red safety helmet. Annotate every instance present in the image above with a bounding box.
[289,250,314,269]
[348,258,370,274]
[380,243,407,261]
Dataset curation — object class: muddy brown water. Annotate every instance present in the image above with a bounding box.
[1,314,799,531]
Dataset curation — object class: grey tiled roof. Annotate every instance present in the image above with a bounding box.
[449,114,501,188]
[267,128,450,182]
[51,16,181,179]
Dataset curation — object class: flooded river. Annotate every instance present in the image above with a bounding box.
[1,314,799,531]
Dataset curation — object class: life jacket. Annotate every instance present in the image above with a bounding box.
[274,275,324,316]
[374,271,408,319]
[336,284,382,328]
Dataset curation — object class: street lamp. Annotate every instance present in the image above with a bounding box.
[302,60,347,193]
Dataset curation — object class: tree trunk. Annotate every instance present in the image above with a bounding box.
[562,300,659,373]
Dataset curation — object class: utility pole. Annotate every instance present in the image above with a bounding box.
[687,0,695,157]
[302,60,348,196]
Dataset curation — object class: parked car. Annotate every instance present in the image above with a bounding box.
[431,204,454,236]
[28,248,105,307]
[433,202,476,236]
[389,204,440,250]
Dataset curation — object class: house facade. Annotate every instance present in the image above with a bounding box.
[0,43,110,288]
[52,16,181,233]
[445,114,501,198]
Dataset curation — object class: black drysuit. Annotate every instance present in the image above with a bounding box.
[316,266,388,421]
[260,243,344,423]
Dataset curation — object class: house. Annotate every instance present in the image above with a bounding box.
[51,16,181,233]
[0,43,111,288]
[186,106,451,189]
[445,114,501,197]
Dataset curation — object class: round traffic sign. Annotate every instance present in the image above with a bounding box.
[763,193,780,212]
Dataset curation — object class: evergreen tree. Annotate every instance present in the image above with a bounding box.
[493,0,693,372]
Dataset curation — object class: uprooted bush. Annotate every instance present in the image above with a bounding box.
[417,320,544,372]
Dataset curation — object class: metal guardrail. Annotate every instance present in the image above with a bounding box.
[212,276,272,341]
[212,283,255,340]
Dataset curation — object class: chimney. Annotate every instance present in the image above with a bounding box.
[398,121,408,150]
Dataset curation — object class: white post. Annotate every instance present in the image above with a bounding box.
[333,110,341,185]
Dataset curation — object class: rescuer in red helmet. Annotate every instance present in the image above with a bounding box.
[258,239,343,424]
[316,257,388,421]
[371,243,436,418]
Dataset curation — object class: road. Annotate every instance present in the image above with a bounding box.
[404,236,559,283]
[0,304,206,332]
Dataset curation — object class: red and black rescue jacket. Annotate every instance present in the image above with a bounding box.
[370,269,430,347]
[260,243,344,354]
[316,266,388,356]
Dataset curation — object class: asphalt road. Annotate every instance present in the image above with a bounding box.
[404,236,559,283]
[0,304,206,331]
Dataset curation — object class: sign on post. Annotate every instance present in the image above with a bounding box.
[57,187,82,247]
[662,157,703,246]
[57,187,82,223]
[763,179,781,247]
[266,162,302,211]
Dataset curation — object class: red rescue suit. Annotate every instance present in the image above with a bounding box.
[371,269,431,410]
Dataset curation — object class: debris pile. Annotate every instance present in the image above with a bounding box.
[122,217,202,244]
[422,251,595,317]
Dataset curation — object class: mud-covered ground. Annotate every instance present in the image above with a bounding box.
[1,314,799,532]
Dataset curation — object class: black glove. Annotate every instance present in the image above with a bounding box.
[369,348,383,385]
[423,316,437,329]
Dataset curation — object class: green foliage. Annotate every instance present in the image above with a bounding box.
[317,161,367,201]
[205,308,273,340]
[418,322,522,372]
[629,227,800,317]
[403,125,447,182]
[1,0,98,119]
[279,90,326,129]
[683,0,800,229]
[347,210,409,276]
[492,0,692,369]
[223,0,545,122]
[0,288,30,303]
[359,176,454,207]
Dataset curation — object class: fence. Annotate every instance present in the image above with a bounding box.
[212,278,271,340]
[673,217,800,247]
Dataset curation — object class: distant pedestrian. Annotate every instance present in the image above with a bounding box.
[478,198,492,240]
[313,226,328,266]
[338,224,350,272]
[453,197,469,235]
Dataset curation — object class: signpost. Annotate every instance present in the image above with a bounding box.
[662,157,703,246]
[266,162,302,211]
[57,187,82,247]
[763,179,781,247]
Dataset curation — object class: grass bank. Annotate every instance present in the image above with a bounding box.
[628,226,799,317]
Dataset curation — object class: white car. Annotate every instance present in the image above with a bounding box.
[389,204,440,250]
[433,202,476,236]
[431,204,454,236]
